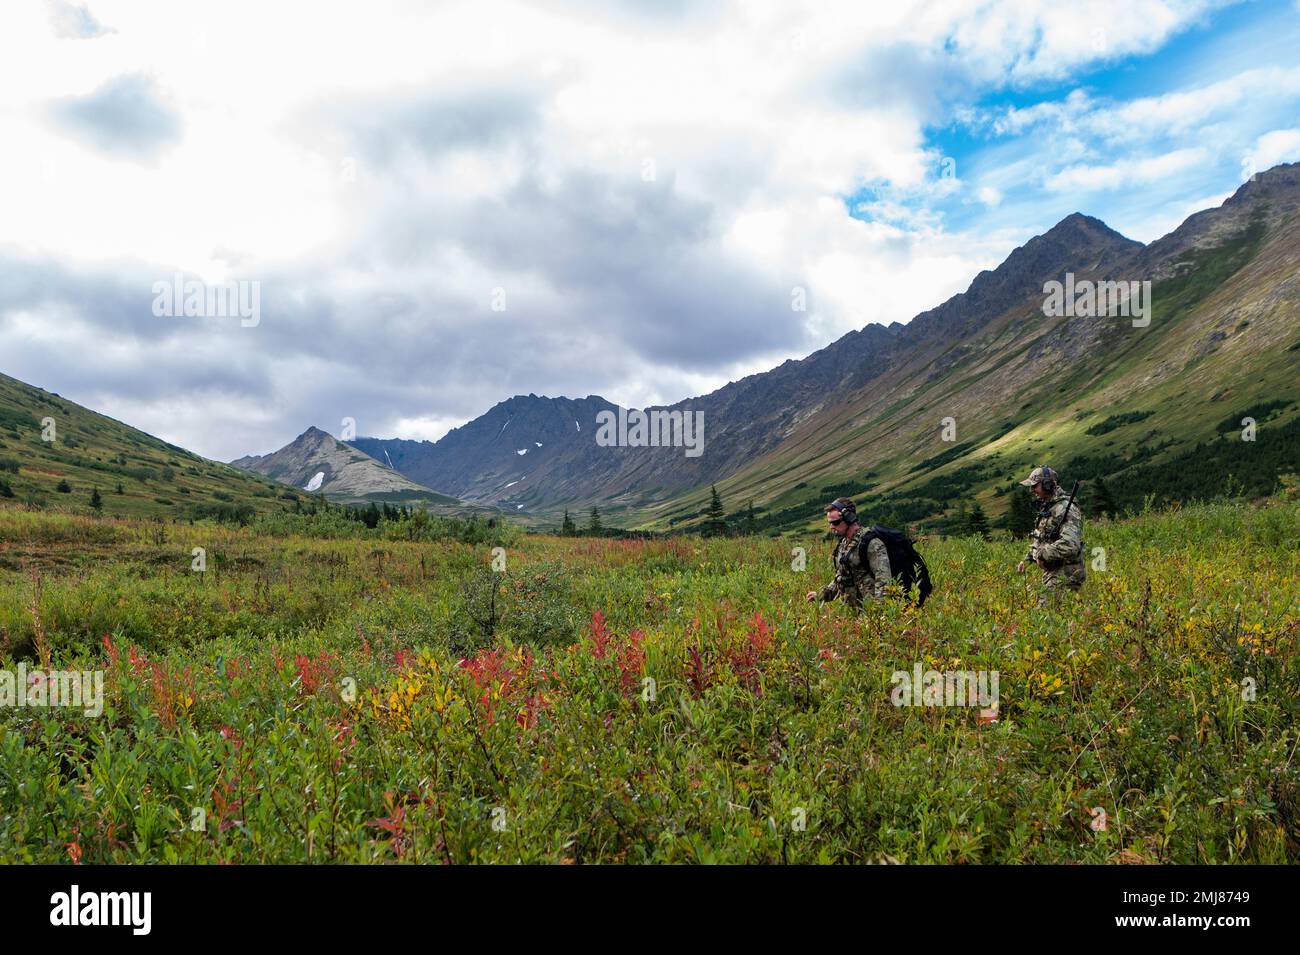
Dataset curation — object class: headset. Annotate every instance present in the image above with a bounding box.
[827,497,858,526]
[1034,465,1058,495]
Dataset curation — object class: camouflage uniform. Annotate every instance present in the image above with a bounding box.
[1024,481,1086,600]
[820,525,893,608]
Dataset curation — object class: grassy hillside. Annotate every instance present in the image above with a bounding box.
[653,199,1300,536]
[0,371,305,521]
[0,496,1296,862]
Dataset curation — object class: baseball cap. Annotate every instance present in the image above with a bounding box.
[1019,465,1058,487]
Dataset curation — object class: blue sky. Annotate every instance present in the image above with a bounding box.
[853,0,1300,243]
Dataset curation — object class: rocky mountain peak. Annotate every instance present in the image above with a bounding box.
[231,424,451,504]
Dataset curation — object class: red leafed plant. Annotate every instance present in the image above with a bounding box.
[224,656,249,681]
[327,719,357,771]
[149,663,195,730]
[458,646,535,725]
[726,612,775,695]
[586,610,613,659]
[210,775,244,833]
[366,791,411,859]
[294,651,338,695]
[517,692,548,729]
[683,617,714,699]
[615,629,646,694]
[583,612,646,696]
[127,645,150,676]
[65,828,83,865]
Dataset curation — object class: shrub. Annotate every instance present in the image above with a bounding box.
[1084,410,1154,436]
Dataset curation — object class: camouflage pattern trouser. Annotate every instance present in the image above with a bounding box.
[1038,561,1086,606]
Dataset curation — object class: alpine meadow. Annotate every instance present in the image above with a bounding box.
[2,0,1300,916]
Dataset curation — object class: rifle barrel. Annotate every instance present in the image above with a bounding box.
[1050,481,1081,540]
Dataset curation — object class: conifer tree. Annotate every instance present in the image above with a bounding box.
[1004,490,1036,536]
[704,484,727,537]
[953,499,970,536]
[1093,476,1119,519]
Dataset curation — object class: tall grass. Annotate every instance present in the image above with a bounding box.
[0,498,1296,862]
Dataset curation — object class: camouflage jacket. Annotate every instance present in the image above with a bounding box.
[821,526,892,605]
[1026,488,1084,566]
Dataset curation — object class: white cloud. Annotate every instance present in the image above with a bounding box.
[1045,147,1208,192]
[1246,128,1300,174]
[0,0,1281,459]
[46,0,113,39]
[921,0,1230,83]
[969,65,1300,149]
[1104,66,1300,142]
[388,415,470,444]
[1130,190,1233,243]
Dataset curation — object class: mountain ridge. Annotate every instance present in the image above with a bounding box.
[348,194,1157,515]
[229,425,462,506]
[256,163,1300,531]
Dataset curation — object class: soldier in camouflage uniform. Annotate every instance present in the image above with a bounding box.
[1015,466,1085,601]
[804,497,892,609]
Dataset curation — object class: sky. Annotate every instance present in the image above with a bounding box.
[1,0,1298,461]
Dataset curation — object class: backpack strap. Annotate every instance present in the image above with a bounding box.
[858,525,895,556]
[838,526,868,570]
[852,526,876,559]
[858,527,898,573]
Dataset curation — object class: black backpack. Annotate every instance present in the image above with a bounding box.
[859,525,933,606]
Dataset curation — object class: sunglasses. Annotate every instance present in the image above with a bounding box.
[827,515,847,526]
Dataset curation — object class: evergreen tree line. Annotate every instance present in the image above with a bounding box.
[555,506,655,539]
[557,486,761,538]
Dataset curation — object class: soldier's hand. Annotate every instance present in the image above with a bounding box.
[805,590,818,602]
[1016,561,1026,574]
